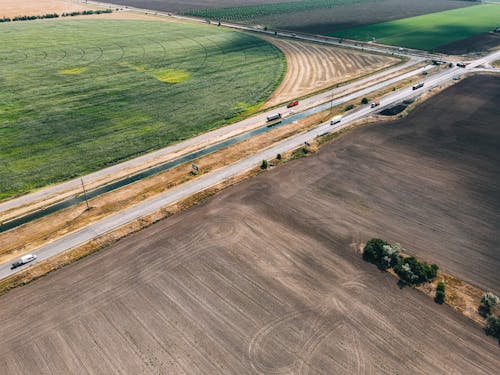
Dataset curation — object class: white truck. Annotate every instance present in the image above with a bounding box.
[11,254,37,269]
[330,115,342,125]
[266,113,282,122]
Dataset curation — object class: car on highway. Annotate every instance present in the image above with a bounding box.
[412,82,425,90]
[266,113,282,122]
[370,101,380,108]
[11,254,37,269]
[287,100,299,108]
[330,115,342,125]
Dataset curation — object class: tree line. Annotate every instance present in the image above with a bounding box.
[363,238,500,343]
[0,9,112,23]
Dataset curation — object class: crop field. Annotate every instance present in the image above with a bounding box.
[179,0,474,34]
[0,75,499,373]
[261,37,399,107]
[0,19,285,200]
[334,4,500,51]
[109,0,299,12]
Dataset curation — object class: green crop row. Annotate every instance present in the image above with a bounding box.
[0,20,285,198]
[182,0,366,22]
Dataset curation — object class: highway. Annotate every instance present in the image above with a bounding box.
[1,49,498,280]
[0,57,424,221]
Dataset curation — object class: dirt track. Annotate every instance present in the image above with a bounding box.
[0,75,499,373]
[263,38,398,107]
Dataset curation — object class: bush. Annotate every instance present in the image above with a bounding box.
[435,290,445,304]
[276,153,282,160]
[435,281,445,304]
[344,104,355,111]
[485,316,500,339]
[260,159,268,169]
[480,292,499,315]
[481,292,499,308]
[394,257,438,285]
[362,238,389,265]
[361,97,369,105]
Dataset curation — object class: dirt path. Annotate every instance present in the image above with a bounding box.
[263,37,399,107]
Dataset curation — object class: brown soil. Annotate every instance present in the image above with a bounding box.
[263,37,399,107]
[436,32,500,55]
[0,74,499,373]
[0,0,96,18]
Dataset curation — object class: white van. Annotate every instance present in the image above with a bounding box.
[330,115,342,125]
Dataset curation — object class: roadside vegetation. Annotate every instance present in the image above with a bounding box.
[334,4,500,51]
[0,19,285,199]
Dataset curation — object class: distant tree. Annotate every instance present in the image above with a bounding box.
[260,159,268,169]
[361,97,369,105]
[276,153,282,160]
[344,104,355,111]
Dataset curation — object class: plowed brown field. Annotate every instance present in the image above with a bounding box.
[0,75,499,373]
[264,38,399,107]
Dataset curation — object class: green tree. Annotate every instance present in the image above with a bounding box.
[361,97,369,105]
[435,281,445,304]
[261,159,268,169]
[480,292,499,315]
[362,238,389,265]
[485,315,500,339]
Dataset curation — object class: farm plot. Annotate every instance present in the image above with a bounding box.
[181,0,474,34]
[0,0,95,18]
[334,4,500,51]
[108,0,298,12]
[0,77,499,374]
[0,19,285,200]
[262,37,399,107]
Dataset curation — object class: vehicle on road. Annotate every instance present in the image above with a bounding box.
[370,101,380,108]
[11,254,37,269]
[330,115,342,125]
[266,113,282,122]
[287,100,299,108]
[412,82,425,90]
[457,63,468,68]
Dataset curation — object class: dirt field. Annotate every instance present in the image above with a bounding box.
[436,32,500,55]
[0,0,95,17]
[0,75,499,373]
[262,38,399,107]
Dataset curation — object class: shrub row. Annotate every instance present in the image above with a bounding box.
[363,238,438,285]
[0,9,112,23]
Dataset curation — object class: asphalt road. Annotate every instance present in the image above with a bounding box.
[2,49,498,279]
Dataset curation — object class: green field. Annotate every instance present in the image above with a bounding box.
[333,4,500,50]
[0,20,285,199]
[182,0,365,22]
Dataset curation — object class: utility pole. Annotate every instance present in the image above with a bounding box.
[80,178,90,210]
